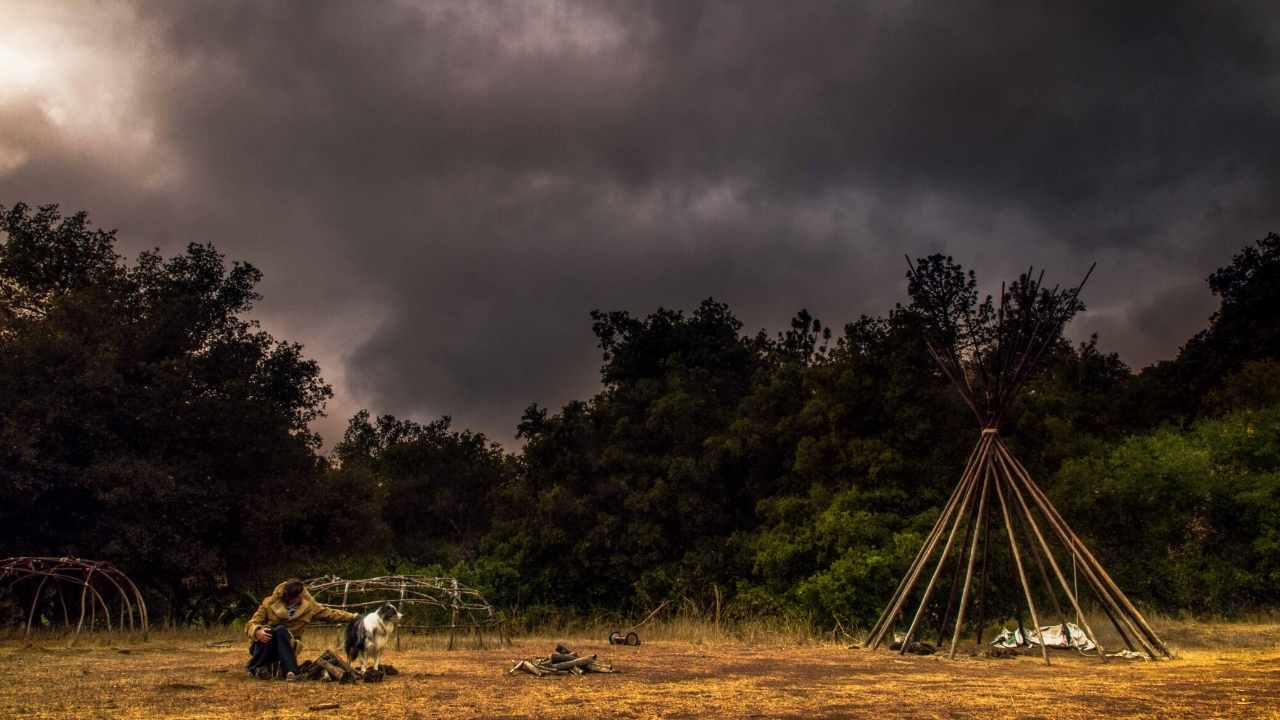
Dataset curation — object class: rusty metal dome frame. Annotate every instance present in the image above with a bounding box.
[1,557,149,642]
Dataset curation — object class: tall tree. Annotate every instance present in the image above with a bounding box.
[0,203,332,620]
[1137,232,1280,421]
[332,410,513,566]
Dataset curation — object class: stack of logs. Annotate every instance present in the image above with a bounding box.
[295,650,400,683]
[508,644,616,677]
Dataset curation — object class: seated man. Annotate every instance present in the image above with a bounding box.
[245,578,359,680]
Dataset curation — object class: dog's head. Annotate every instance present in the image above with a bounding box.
[377,602,403,625]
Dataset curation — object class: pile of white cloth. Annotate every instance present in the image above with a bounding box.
[990,622,1096,651]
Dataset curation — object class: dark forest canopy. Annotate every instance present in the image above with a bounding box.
[3,203,1279,626]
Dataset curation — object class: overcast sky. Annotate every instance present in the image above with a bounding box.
[3,1,1278,447]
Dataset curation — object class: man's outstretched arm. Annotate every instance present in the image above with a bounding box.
[315,605,360,624]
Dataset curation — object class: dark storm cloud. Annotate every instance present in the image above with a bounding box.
[2,0,1278,445]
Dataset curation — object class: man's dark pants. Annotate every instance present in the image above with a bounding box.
[246,624,299,676]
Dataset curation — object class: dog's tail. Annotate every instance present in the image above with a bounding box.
[344,617,365,661]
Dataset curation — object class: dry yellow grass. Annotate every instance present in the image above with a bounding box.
[1,620,1278,719]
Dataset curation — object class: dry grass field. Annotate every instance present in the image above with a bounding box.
[1,618,1278,719]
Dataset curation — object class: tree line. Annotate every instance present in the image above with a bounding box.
[2,201,1278,627]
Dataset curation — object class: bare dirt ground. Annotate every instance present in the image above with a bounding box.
[1,625,1278,719]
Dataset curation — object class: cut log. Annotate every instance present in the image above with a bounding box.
[510,646,617,677]
[322,651,357,675]
[550,655,597,671]
[314,657,346,682]
[296,660,327,681]
[888,640,936,655]
[509,660,545,677]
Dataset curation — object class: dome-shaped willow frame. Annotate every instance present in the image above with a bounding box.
[305,575,506,649]
[2,557,149,642]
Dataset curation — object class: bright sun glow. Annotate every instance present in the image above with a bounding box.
[0,1,172,180]
[0,33,61,98]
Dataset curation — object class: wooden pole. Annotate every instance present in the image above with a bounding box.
[58,585,69,628]
[1001,445,1169,657]
[72,569,93,645]
[994,462,1050,665]
[995,446,1107,662]
[996,443,1159,658]
[870,435,988,648]
[869,436,990,650]
[947,459,991,659]
[24,574,51,641]
[936,481,981,646]
[1023,510,1065,620]
[1011,467,1143,655]
[95,569,134,633]
[896,449,986,653]
[90,580,112,632]
[972,472,994,649]
[397,579,406,651]
[448,608,458,651]
[867,437,984,645]
[1004,472,1143,654]
[124,574,149,640]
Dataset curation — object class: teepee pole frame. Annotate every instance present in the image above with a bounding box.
[869,259,1167,663]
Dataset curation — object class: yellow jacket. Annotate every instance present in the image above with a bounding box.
[245,581,359,644]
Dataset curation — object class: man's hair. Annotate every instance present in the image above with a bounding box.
[282,578,305,602]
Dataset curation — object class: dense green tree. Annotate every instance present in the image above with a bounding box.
[0,203,332,620]
[1054,405,1280,613]
[6,201,1280,626]
[484,299,763,611]
[332,410,513,566]
[1135,233,1280,423]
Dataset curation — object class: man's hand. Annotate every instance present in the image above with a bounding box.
[254,627,273,643]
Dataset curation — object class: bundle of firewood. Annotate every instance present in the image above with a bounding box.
[508,643,616,677]
[295,650,400,683]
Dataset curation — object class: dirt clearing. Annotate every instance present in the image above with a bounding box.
[1,630,1278,719]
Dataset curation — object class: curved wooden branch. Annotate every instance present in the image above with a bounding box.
[1,557,148,641]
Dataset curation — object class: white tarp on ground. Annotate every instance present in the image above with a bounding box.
[990,622,1097,651]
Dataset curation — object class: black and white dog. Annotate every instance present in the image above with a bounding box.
[344,602,403,671]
